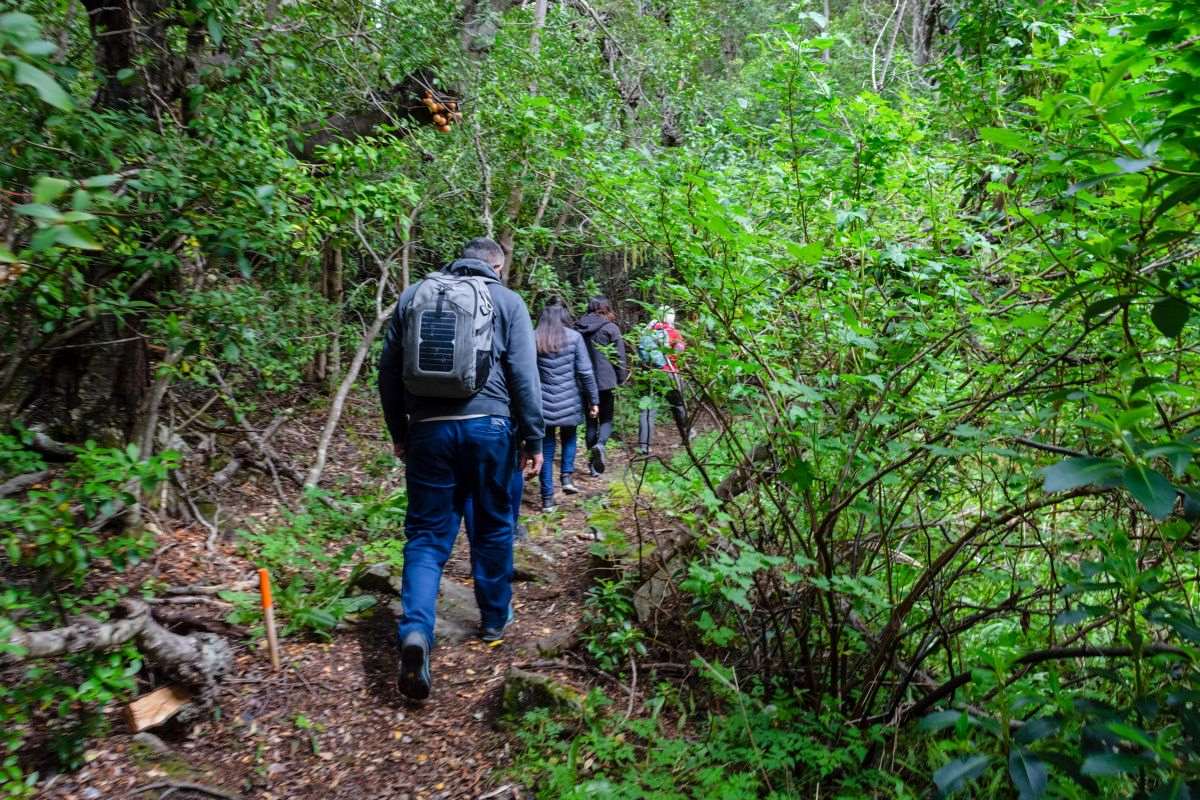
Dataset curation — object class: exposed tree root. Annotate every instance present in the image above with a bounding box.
[3,599,232,702]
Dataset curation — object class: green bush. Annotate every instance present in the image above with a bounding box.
[511,682,912,799]
[0,436,177,797]
[222,488,406,640]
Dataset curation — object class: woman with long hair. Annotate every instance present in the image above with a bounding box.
[574,296,628,474]
[535,301,599,512]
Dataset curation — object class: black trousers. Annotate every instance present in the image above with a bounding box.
[585,388,616,450]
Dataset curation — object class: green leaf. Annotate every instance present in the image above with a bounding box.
[1080,752,1145,777]
[980,127,1032,152]
[1121,465,1176,520]
[934,755,992,797]
[207,16,223,47]
[0,12,39,37]
[784,240,824,264]
[32,178,69,209]
[54,226,101,250]
[14,203,63,222]
[12,59,73,111]
[1097,51,1147,101]
[1041,457,1122,493]
[17,39,57,57]
[83,174,122,188]
[1014,717,1060,745]
[1009,748,1047,800]
[0,246,16,263]
[1103,722,1155,749]
[918,710,965,733]
[1114,157,1153,173]
[1150,297,1189,338]
[780,459,813,491]
[1152,179,1200,223]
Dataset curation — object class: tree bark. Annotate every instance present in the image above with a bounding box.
[495,0,548,275]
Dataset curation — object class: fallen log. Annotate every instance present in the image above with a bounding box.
[3,599,232,702]
[0,469,51,498]
[714,442,775,502]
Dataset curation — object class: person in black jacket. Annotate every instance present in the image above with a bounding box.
[575,297,629,475]
[535,302,599,512]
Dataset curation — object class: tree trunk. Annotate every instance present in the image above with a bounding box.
[496,0,548,276]
[328,247,344,385]
[912,0,940,68]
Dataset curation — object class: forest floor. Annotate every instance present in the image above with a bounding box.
[36,393,678,800]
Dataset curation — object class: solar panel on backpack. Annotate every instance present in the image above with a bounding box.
[417,310,457,373]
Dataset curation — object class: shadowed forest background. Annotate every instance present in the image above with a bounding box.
[2,0,1199,797]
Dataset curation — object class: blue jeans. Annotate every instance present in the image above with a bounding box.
[464,465,524,537]
[398,416,517,644]
[540,425,577,499]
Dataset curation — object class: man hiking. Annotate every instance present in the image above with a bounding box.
[378,237,544,701]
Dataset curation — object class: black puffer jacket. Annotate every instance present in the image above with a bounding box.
[575,313,629,391]
[537,329,599,427]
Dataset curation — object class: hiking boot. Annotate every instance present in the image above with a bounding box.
[480,604,514,643]
[561,476,580,494]
[397,630,431,701]
[514,523,529,542]
[588,445,607,475]
[541,497,558,513]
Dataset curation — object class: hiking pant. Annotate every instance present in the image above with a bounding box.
[399,416,516,645]
[637,374,688,451]
[585,389,616,452]
[463,462,524,537]
[540,425,577,499]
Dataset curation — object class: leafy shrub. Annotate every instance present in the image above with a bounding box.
[510,682,912,799]
[0,437,176,797]
[581,577,646,674]
[223,488,406,639]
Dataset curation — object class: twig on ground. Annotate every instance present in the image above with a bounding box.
[173,469,219,550]
[147,595,233,608]
[165,580,256,596]
[625,654,637,719]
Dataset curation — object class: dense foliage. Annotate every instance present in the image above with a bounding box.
[1,0,1198,796]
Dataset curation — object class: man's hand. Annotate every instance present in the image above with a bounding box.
[522,451,543,478]
[589,405,600,418]
[393,442,406,462]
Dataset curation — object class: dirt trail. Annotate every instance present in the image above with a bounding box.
[38,409,669,800]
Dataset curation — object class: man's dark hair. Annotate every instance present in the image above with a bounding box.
[462,237,505,266]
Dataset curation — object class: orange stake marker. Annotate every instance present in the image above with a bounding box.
[258,568,281,671]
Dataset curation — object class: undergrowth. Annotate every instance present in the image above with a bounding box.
[510,679,913,799]
[221,487,406,640]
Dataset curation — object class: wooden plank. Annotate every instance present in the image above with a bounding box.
[125,684,192,732]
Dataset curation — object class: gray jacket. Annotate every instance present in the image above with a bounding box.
[378,259,545,452]
[538,329,599,428]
